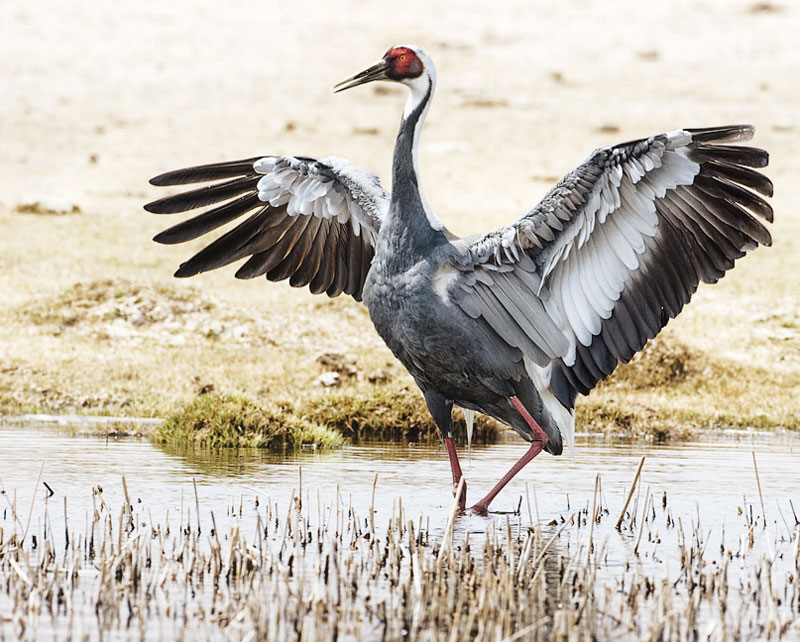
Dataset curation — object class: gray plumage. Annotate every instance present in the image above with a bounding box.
[146,48,772,503]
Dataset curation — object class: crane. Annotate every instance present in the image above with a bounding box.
[145,45,773,514]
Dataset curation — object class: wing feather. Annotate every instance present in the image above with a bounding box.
[289,217,325,288]
[328,224,351,297]
[345,225,364,296]
[701,160,773,197]
[149,157,264,185]
[145,176,259,213]
[265,215,317,282]
[310,219,339,295]
[450,125,772,412]
[146,155,388,301]
[153,194,262,245]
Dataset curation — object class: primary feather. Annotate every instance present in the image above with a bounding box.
[145,155,388,301]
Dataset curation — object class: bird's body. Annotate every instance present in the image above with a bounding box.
[146,45,773,512]
[364,243,557,449]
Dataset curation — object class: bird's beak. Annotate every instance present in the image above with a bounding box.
[333,59,390,93]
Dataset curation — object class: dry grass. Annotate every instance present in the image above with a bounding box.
[579,331,800,440]
[302,382,501,444]
[153,384,501,449]
[2,469,798,640]
[1,228,798,443]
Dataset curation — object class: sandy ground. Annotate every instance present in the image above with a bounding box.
[1,0,798,424]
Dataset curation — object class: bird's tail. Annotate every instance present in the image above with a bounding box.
[524,359,575,457]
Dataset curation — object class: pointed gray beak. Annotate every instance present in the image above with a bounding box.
[333,60,390,93]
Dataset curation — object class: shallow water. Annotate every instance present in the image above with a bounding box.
[1,425,799,640]
[1,426,797,537]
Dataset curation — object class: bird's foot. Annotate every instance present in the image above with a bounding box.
[468,501,490,516]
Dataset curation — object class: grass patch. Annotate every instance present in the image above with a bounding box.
[151,384,502,452]
[3,277,796,445]
[578,333,800,440]
[153,392,345,451]
[302,383,501,444]
[606,336,695,389]
[14,199,81,215]
[577,400,698,442]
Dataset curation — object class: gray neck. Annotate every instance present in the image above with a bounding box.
[381,75,447,270]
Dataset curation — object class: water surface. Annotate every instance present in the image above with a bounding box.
[1,425,798,641]
[1,425,797,550]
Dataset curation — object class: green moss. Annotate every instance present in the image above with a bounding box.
[153,392,345,451]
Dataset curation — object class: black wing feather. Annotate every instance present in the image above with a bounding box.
[145,156,386,302]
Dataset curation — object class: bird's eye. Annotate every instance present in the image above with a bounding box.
[399,55,407,61]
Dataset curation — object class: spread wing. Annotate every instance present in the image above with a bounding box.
[145,155,389,300]
[449,125,773,407]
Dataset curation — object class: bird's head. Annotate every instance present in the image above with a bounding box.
[334,45,432,93]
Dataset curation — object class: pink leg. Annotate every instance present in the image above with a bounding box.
[471,396,547,515]
[445,436,467,511]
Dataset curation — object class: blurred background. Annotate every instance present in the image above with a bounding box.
[1,0,797,421]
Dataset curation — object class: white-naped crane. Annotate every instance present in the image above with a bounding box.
[146,46,773,514]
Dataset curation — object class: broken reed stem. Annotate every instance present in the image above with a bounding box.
[121,475,130,506]
[752,451,766,528]
[121,475,134,533]
[525,482,533,527]
[298,466,302,511]
[22,462,45,543]
[63,496,69,550]
[279,489,295,557]
[776,500,794,540]
[2,466,798,641]
[438,476,466,562]
[193,478,201,535]
[502,616,551,642]
[531,513,574,570]
[588,473,600,557]
[634,485,651,555]
[369,473,378,538]
[616,456,645,530]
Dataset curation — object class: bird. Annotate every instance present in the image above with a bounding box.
[145,45,773,514]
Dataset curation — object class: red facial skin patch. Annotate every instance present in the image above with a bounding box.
[385,47,424,80]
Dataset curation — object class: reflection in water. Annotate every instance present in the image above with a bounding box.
[155,437,486,477]
[156,439,281,476]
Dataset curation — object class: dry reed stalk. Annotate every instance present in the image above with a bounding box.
[634,485,651,556]
[752,451,767,528]
[616,455,645,530]
[21,462,45,544]
[437,476,465,563]
[369,473,378,538]
[192,477,201,534]
[588,473,600,557]
[3,462,799,641]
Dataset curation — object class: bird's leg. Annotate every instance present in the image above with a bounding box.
[444,436,467,511]
[422,390,467,510]
[470,396,547,515]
